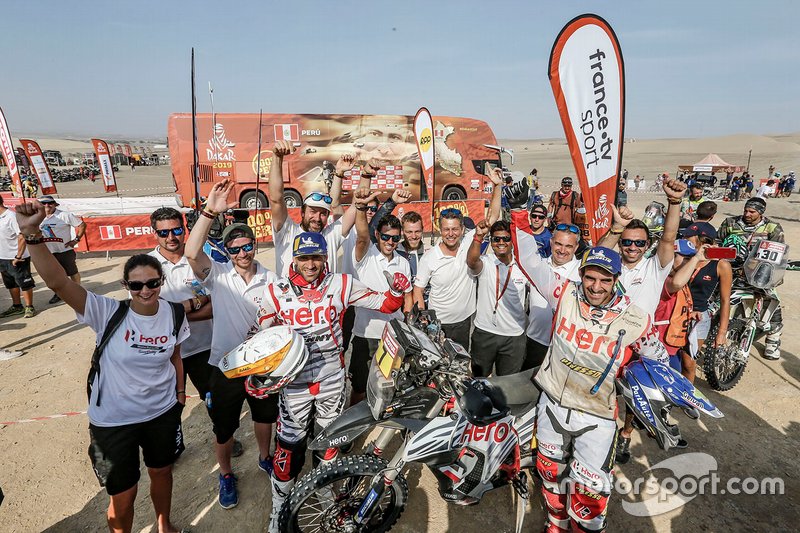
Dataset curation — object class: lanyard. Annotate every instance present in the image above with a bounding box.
[493,263,514,324]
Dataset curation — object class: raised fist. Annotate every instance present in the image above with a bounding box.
[272,140,295,158]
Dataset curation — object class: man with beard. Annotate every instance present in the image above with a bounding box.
[412,167,503,349]
[349,189,413,404]
[185,180,279,510]
[269,140,356,277]
[598,177,686,462]
[253,229,409,532]
[466,219,529,376]
[718,197,784,359]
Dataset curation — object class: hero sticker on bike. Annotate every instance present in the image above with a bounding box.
[460,421,511,444]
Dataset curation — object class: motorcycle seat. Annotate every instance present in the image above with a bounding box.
[486,368,542,416]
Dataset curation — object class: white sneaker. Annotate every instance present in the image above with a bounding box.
[268,477,295,533]
[0,349,23,361]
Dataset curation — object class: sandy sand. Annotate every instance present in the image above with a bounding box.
[1,133,799,532]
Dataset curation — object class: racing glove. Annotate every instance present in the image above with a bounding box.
[504,180,529,210]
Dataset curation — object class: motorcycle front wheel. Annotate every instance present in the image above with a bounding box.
[702,303,751,391]
[280,454,408,533]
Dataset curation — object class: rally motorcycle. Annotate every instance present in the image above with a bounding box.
[702,239,789,390]
[278,308,540,533]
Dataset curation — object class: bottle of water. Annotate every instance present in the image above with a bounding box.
[205,392,212,409]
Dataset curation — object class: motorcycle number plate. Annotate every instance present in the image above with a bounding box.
[754,241,787,264]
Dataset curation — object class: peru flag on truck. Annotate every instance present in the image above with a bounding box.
[91,138,118,193]
[548,14,625,245]
[274,124,299,142]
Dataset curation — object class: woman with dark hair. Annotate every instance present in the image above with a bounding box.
[15,200,190,533]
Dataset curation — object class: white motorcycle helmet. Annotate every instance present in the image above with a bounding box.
[218,326,308,398]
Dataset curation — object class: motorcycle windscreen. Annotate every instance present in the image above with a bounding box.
[641,358,723,418]
[744,240,789,289]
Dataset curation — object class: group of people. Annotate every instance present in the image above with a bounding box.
[3,149,788,532]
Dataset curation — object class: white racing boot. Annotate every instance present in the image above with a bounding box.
[268,476,295,533]
[764,334,781,360]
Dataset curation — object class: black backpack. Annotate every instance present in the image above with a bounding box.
[86,300,185,406]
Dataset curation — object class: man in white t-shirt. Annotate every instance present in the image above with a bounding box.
[0,195,35,318]
[597,176,686,463]
[185,180,279,510]
[39,195,85,304]
[756,179,775,199]
[521,222,581,370]
[269,140,357,277]
[466,219,528,376]
[350,189,413,403]
[412,166,503,350]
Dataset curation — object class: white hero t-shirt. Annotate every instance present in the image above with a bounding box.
[619,254,673,317]
[339,228,357,276]
[273,217,345,277]
[414,229,477,324]
[527,257,580,345]
[77,292,190,427]
[353,244,412,339]
[471,255,528,336]
[0,208,27,260]
[149,247,213,358]
[40,208,82,254]
[203,260,277,365]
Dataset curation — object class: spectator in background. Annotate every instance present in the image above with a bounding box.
[547,177,583,227]
[39,195,86,304]
[526,168,539,210]
[616,177,628,207]
[729,175,743,202]
[680,183,706,222]
[0,195,36,318]
[743,173,754,198]
[634,174,641,191]
[756,179,775,199]
[768,164,775,177]
[694,201,718,224]
[783,171,795,197]
[529,204,551,258]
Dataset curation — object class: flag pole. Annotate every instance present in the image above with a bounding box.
[254,109,263,253]
[191,48,201,211]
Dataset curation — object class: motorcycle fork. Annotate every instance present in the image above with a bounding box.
[741,296,763,355]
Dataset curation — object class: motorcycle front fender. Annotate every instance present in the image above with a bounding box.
[309,401,376,451]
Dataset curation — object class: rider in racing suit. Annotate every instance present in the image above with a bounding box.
[717,197,785,359]
[507,184,669,532]
[254,231,409,531]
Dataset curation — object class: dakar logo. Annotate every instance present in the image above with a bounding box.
[207,123,236,161]
[592,194,611,229]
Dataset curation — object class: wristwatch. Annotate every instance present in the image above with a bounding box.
[23,231,44,245]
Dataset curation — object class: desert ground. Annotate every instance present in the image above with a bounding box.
[1,132,798,532]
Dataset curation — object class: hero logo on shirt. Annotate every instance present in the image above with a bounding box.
[99,225,122,240]
[125,328,169,353]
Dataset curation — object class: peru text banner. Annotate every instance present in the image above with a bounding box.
[548,14,625,244]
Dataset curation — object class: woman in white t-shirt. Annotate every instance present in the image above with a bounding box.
[15,200,190,533]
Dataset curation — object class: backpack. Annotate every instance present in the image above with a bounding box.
[86,300,185,406]
[550,190,579,216]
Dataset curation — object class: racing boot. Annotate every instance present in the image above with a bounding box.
[764,333,781,360]
[615,435,632,465]
[268,476,295,533]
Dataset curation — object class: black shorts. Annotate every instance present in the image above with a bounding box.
[183,349,213,406]
[53,249,78,277]
[0,258,35,290]
[208,366,279,444]
[88,402,185,496]
[349,336,379,393]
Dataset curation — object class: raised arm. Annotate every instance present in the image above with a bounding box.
[485,167,504,225]
[348,274,410,314]
[268,140,296,233]
[657,178,687,268]
[597,204,634,248]
[185,179,237,280]
[354,188,381,263]
[467,219,489,275]
[15,200,87,314]
[329,153,356,218]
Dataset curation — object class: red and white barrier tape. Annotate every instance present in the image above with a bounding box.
[1,395,200,426]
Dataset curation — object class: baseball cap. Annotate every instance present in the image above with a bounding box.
[292,232,327,257]
[580,246,622,276]
[38,195,58,205]
[530,204,548,216]
[682,222,717,240]
[561,177,573,186]
[675,239,697,257]
[303,192,332,211]
[221,223,255,246]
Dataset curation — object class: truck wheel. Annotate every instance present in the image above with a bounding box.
[442,186,466,201]
[284,190,303,208]
[240,190,268,209]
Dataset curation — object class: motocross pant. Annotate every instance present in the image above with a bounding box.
[765,300,783,353]
[535,393,616,532]
[272,369,347,483]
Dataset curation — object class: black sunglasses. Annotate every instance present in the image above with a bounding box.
[226,242,255,255]
[555,223,580,235]
[155,227,185,238]
[530,214,547,220]
[125,277,164,291]
[491,235,512,243]
[621,238,648,248]
[367,205,379,213]
[379,233,402,243]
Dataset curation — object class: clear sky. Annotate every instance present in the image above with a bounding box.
[3,0,798,140]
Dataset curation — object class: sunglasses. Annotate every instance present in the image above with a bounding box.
[226,242,255,255]
[530,214,547,220]
[621,238,648,248]
[306,192,333,204]
[491,235,512,243]
[155,227,185,238]
[125,277,164,291]
[555,223,580,235]
[367,205,379,213]
[379,233,402,243]
[440,208,463,219]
